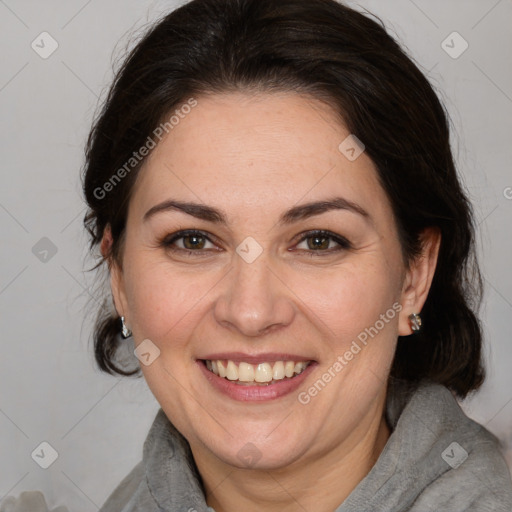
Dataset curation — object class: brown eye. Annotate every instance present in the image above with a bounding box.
[182,233,207,250]
[295,230,352,254]
[161,230,217,253]
[306,235,331,250]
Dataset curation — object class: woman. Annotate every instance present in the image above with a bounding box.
[82,0,512,510]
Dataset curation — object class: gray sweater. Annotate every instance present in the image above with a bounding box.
[99,378,512,511]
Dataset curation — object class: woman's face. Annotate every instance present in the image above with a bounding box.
[111,92,428,470]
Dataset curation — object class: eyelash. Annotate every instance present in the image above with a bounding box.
[159,229,352,257]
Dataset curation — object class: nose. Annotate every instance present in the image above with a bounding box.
[213,251,295,337]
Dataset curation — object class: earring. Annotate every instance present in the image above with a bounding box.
[409,313,422,332]
[121,316,132,338]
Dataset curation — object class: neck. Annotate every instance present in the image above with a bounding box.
[192,399,391,512]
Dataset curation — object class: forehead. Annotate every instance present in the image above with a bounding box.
[130,92,391,224]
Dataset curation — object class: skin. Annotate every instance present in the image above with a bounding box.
[104,92,440,512]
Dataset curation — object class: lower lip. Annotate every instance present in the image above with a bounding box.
[197,360,316,402]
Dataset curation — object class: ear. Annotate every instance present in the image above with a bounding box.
[398,227,441,336]
[101,225,129,321]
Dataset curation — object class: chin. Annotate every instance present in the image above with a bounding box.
[203,429,308,470]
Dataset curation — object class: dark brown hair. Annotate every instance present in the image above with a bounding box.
[82,0,484,398]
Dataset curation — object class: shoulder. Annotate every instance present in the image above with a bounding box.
[410,439,512,511]
[409,382,512,511]
[98,461,150,512]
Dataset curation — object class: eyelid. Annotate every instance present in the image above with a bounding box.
[161,229,219,248]
[292,229,352,251]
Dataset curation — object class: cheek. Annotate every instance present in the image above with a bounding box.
[295,259,402,345]
[123,256,212,343]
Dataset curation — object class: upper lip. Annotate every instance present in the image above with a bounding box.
[198,352,315,364]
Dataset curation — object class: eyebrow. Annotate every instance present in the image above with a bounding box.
[143,197,371,226]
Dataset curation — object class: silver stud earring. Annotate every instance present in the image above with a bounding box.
[121,316,132,338]
[409,313,422,332]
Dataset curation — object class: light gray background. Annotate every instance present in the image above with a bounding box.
[0,0,511,510]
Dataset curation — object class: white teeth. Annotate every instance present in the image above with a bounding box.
[255,363,273,383]
[226,360,238,381]
[238,362,255,382]
[284,361,295,378]
[272,361,285,380]
[294,362,306,374]
[204,359,311,383]
[217,360,227,378]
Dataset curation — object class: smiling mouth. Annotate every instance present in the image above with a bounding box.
[202,359,312,386]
